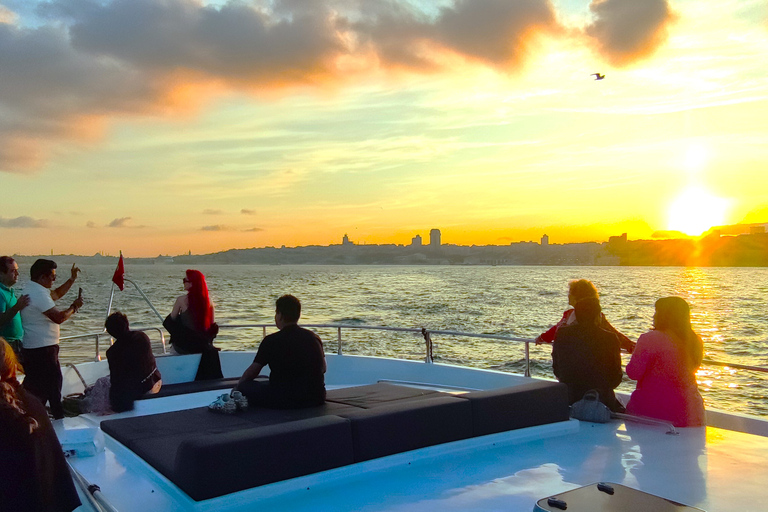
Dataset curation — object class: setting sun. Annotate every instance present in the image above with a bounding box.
[668,186,729,236]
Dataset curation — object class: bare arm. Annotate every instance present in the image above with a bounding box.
[170,295,187,318]
[234,361,264,391]
[42,295,84,325]
[50,264,80,301]
[0,294,29,328]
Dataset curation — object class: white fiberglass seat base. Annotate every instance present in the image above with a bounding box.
[60,353,768,512]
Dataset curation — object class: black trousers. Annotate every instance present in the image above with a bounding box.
[21,345,64,419]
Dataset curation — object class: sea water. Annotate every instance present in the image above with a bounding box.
[17,263,768,417]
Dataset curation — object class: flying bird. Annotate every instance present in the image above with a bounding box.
[592,73,605,80]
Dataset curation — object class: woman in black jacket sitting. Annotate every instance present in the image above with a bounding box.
[164,269,222,380]
[105,312,162,412]
[552,297,625,412]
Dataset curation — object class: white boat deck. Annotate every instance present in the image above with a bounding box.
[58,354,768,512]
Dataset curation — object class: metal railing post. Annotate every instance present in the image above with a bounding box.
[124,278,165,324]
[421,328,433,364]
[524,341,530,377]
[337,327,343,355]
[94,334,101,361]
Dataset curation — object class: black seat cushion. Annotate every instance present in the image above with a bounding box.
[100,380,570,501]
[175,415,354,501]
[138,377,263,400]
[326,382,443,408]
[336,395,473,462]
[460,381,570,436]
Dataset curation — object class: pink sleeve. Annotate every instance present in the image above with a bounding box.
[626,332,653,381]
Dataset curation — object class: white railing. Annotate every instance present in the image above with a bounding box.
[64,320,768,378]
[75,280,768,377]
[60,327,166,361]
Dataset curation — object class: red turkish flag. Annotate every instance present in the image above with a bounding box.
[112,253,125,291]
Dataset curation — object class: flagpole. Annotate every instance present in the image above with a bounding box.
[105,282,116,325]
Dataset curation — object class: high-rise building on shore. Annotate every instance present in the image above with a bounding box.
[430,229,441,248]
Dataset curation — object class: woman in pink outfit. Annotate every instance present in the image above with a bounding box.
[626,296,705,427]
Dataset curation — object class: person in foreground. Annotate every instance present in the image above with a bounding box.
[552,297,625,412]
[102,312,162,413]
[536,279,635,353]
[0,256,30,360]
[164,269,222,380]
[0,337,81,512]
[233,295,326,409]
[626,296,705,427]
[20,259,84,419]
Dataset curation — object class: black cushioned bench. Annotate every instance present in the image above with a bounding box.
[101,381,569,501]
[138,376,269,400]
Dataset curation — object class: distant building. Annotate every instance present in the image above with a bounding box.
[342,234,354,246]
[750,225,766,235]
[541,234,549,246]
[411,234,422,247]
[430,229,441,248]
[608,233,628,244]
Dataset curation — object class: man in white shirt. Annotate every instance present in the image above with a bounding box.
[21,259,84,419]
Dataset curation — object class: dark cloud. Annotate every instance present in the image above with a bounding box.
[0,19,176,171]
[351,0,560,70]
[0,0,672,172]
[585,0,675,66]
[244,227,264,232]
[108,217,132,227]
[203,208,223,215]
[240,209,256,215]
[86,220,96,228]
[0,216,48,228]
[201,224,227,231]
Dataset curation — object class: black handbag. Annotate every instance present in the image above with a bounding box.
[570,390,612,423]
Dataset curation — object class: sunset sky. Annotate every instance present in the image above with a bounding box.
[2,0,767,257]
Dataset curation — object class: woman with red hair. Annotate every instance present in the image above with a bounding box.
[0,337,81,511]
[164,270,222,380]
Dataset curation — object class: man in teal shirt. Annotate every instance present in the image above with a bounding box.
[0,256,30,357]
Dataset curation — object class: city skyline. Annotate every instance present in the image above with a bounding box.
[2,1,768,257]
[9,221,767,259]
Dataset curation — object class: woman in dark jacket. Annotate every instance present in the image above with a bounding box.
[0,337,81,512]
[164,269,222,380]
[105,312,162,412]
[552,297,625,412]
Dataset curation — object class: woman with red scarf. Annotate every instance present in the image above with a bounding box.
[164,270,222,380]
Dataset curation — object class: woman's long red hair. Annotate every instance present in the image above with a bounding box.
[185,270,213,331]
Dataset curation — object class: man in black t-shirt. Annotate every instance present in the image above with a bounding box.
[234,295,326,408]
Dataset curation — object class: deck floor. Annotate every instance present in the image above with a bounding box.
[60,386,768,512]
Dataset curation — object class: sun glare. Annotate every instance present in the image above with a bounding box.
[668,186,728,236]
[684,143,708,175]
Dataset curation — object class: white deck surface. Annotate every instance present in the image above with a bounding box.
[59,354,768,512]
